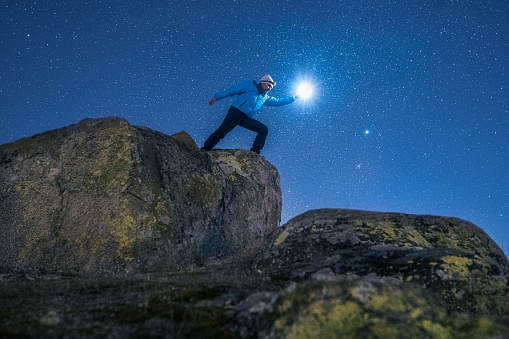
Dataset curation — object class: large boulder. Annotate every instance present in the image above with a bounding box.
[0,117,282,274]
[253,208,509,314]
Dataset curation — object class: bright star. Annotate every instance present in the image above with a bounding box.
[297,82,314,99]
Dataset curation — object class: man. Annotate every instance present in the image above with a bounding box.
[202,74,297,154]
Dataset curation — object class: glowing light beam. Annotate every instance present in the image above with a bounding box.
[297,82,314,99]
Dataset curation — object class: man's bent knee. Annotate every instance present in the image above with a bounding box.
[259,125,269,136]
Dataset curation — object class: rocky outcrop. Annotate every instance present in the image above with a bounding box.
[253,208,509,314]
[2,118,509,338]
[0,117,281,274]
[267,276,509,338]
[2,267,508,338]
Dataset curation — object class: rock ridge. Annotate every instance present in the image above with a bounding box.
[1,118,509,338]
[0,117,281,274]
[253,208,509,314]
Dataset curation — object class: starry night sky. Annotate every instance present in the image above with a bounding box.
[1,0,508,254]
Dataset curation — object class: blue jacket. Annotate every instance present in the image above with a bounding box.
[214,80,295,117]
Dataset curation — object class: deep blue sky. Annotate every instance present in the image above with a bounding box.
[1,0,508,255]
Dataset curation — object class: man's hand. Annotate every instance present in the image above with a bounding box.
[209,97,217,106]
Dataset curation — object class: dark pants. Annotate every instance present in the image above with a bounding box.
[203,106,268,153]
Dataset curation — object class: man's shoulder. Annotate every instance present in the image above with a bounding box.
[240,79,256,86]
[236,80,257,91]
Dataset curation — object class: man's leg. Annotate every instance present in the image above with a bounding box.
[239,118,269,154]
[203,107,247,150]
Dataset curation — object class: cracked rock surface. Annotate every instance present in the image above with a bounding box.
[0,117,281,275]
[253,208,509,313]
[2,119,509,338]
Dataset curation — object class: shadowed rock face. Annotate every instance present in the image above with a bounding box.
[0,117,281,275]
[253,208,509,313]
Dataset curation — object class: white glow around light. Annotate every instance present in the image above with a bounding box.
[297,82,314,99]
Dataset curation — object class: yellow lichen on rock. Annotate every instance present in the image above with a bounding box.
[441,255,473,278]
[272,279,509,339]
[85,123,133,195]
[215,152,248,175]
[74,230,107,254]
[274,230,289,246]
[282,301,365,338]
[405,228,431,247]
[234,152,250,173]
[111,209,137,262]
[189,174,220,208]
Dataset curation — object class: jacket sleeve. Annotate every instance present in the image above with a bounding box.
[263,96,295,106]
[214,81,249,100]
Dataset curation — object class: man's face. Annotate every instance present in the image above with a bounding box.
[261,83,273,91]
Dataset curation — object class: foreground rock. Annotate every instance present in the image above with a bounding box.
[253,208,509,314]
[0,117,281,275]
[2,119,509,338]
[1,270,508,338]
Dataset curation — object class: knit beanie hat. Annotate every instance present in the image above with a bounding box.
[260,74,276,87]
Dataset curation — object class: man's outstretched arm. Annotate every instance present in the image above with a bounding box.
[263,96,297,106]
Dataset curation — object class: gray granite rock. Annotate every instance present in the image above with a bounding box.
[0,117,281,274]
[253,208,509,313]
